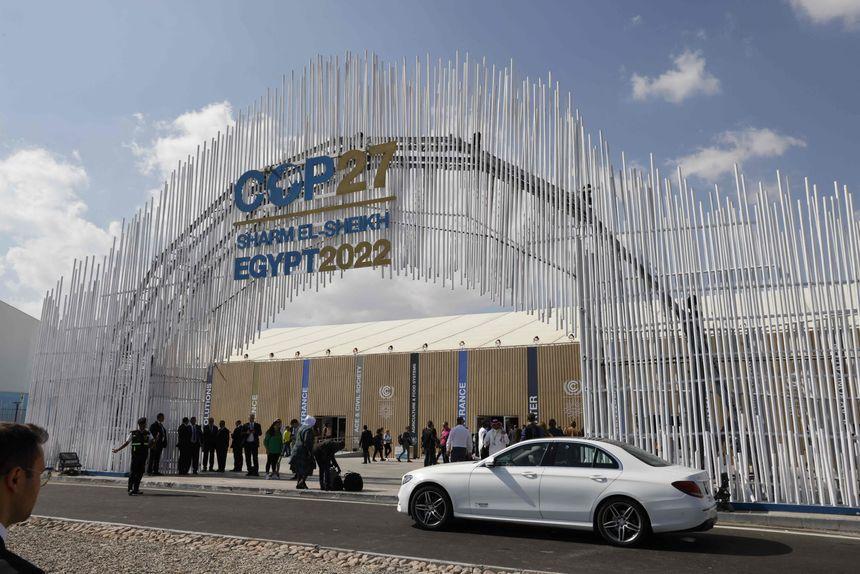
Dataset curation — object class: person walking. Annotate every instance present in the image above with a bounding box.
[0,422,50,574]
[436,422,450,463]
[112,417,151,495]
[446,417,472,462]
[215,420,230,472]
[372,428,384,462]
[359,425,373,464]
[292,416,316,489]
[396,426,412,462]
[383,429,393,461]
[485,419,510,456]
[478,420,491,459]
[243,414,262,476]
[176,417,191,475]
[313,438,343,490]
[230,420,244,472]
[202,417,218,471]
[421,421,438,467]
[523,413,545,441]
[188,416,202,475]
[508,424,520,446]
[281,422,293,459]
[147,413,167,476]
[547,418,564,437]
[263,420,283,479]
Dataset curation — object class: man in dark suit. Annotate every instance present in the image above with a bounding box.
[1,422,50,573]
[202,417,218,472]
[148,413,167,476]
[189,416,202,475]
[176,417,191,475]
[215,420,230,472]
[230,419,244,472]
[243,414,262,476]
[359,425,373,464]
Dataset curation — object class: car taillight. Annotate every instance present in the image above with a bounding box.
[672,480,704,498]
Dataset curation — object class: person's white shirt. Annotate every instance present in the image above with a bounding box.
[478,426,487,452]
[0,521,7,545]
[486,427,510,455]
[447,424,472,451]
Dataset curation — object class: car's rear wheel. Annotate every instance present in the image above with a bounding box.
[410,485,452,530]
[596,497,650,547]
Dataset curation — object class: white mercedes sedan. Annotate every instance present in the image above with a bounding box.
[397,438,717,547]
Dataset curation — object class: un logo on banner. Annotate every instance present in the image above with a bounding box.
[564,380,581,396]
[379,385,395,399]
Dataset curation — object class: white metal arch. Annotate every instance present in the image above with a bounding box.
[27,53,859,508]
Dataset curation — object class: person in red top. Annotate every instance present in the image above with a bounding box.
[436,421,451,463]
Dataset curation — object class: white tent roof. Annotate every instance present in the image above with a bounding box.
[230,310,574,360]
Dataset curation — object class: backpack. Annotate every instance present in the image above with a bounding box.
[327,466,344,491]
[343,471,363,492]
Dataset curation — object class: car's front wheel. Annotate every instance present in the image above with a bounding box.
[410,485,452,530]
[595,497,650,547]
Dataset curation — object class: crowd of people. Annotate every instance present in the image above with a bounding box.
[357,413,582,467]
[112,413,347,495]
[110,412,583,494]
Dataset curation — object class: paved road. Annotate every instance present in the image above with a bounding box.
[34,483,860,573]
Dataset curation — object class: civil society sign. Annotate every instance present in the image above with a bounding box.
[231,141,396,281]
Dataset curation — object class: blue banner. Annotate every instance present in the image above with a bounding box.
[457,349,468,419]
[527,346,539,419]
[300,359,310,422]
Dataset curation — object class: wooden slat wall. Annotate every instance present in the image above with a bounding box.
[360,354,410,439]
[309,356,357,446]
[418,351,458,432]
[538,344,583,433]
[209,362,253,427]
[467,347,528,426]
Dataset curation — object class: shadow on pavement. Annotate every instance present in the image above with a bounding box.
[436,519,793,557]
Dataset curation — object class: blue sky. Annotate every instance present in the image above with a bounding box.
[1,0,859,320]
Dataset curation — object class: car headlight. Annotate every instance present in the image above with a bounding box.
[401,474,414,486]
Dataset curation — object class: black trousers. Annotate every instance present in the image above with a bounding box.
[177,446,190,474]
[362,447,370,463]
[202,447,216,470]
[129,454,147,492]
[216,447,228,471]
[372,445,383,461]
[244,444,259,474]
[265,453,280,475]
[232,447,244,471]
[450,446,469,462]
[147,447,163,474]
[423,448,436,467]
[315,456,332,489]
[190,444,200,472]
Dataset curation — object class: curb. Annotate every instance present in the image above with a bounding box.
[717,511,860,535]
[52,475,399,504]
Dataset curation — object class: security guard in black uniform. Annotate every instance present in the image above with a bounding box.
[112,417,152,495]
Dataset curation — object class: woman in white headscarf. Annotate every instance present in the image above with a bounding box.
[292,415,317,489]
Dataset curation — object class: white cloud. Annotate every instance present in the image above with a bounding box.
[631,50,720,103]
[130,101,234,178]
[789,0,860,28]
[672,127,806,182]
[272,269,511,327]
[0,148,120,316]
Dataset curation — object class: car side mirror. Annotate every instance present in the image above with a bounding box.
[484,458,496,468]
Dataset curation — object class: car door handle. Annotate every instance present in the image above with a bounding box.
[520,472,538,479]
[590,475,607,482]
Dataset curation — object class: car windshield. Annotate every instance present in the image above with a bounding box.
[598,439,671,467]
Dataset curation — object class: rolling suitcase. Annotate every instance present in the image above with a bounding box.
[327,466,344,491]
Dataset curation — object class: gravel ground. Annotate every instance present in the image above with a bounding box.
[7,518,527,574]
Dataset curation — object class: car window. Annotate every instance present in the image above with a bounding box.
[493,442,548,467]
[598,439,671,467]
[550,443,619,469]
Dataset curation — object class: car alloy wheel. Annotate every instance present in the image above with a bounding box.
[598,499,646,546]
[412,486,450,529]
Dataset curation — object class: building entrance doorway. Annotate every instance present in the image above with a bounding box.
[314,416,346,440]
